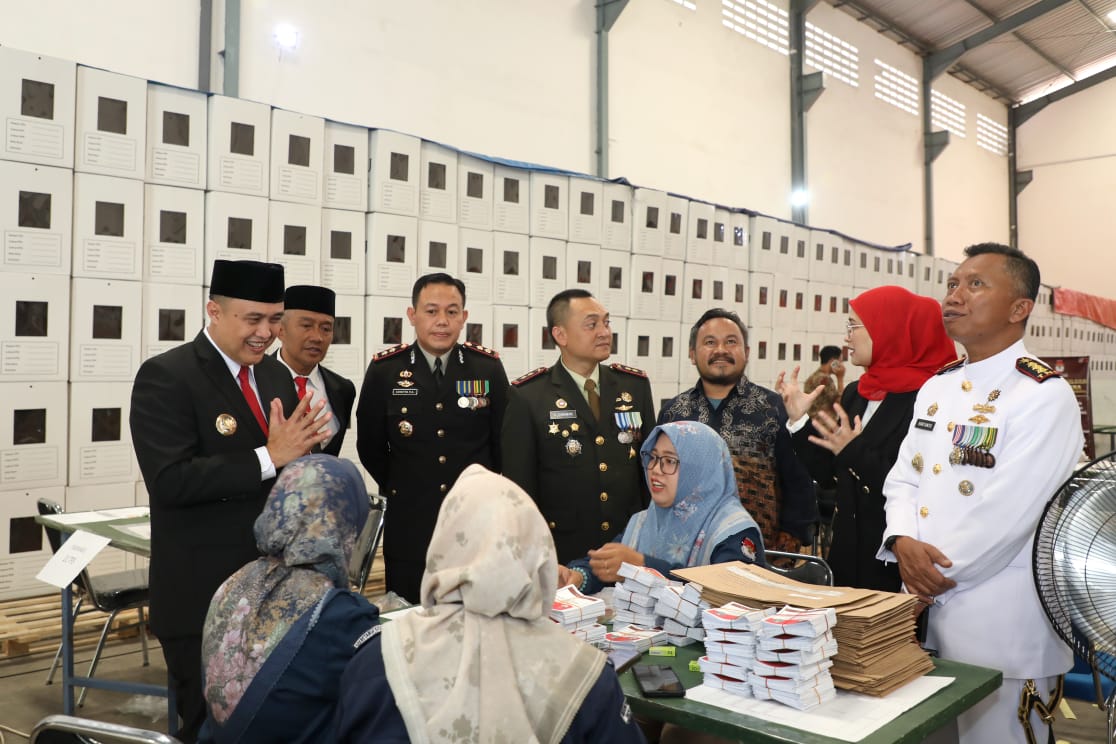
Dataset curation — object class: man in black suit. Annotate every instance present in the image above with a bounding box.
[275,285,356,456]
[130,260,331,741]
[355,273,509,602]
[502,289,655,564]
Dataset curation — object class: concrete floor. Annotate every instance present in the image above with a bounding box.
[0,636,1110,742]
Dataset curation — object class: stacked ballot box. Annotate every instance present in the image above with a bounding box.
[2,42,1112,600]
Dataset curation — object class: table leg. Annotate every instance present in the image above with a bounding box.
[61,583,74,715]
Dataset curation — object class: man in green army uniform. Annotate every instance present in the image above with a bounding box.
[502,289,655,564]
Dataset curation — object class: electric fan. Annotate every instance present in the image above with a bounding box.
[1033,452,1116,743]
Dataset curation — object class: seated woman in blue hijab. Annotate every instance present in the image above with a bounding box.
[198,455,379,744]
[558,420,766,594]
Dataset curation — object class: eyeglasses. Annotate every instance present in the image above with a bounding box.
[845,320,865,334]
[641,452,680,475]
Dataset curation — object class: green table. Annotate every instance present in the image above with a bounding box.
[620,643,1001,743]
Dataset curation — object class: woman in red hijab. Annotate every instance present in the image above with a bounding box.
[776,285,957,591]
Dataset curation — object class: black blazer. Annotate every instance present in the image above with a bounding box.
[130,332,297,639]
[318,364,356,456]
[792,383,915,591]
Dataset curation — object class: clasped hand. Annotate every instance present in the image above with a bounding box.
[892,536,957,604]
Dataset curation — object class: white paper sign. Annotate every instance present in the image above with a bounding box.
[35,529,112,588]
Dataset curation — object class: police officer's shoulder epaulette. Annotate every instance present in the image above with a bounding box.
[372,343,409,363]
[512,367,548,387]
[610,363,648,379]
[1016,357,1059,383]
[352,623,383,651]
[934,357,966,375]
[462,341,500,360]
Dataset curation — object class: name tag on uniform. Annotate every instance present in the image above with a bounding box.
[392,388,419,396]
[550,410,576,419]
[915,418,935,431]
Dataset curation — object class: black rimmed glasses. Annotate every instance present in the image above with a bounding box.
[641,452,680,475]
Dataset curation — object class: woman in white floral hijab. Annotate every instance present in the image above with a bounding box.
[334,464,646,743]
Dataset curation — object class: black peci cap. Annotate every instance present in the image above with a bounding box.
[284,285,336,317]
[210,259,285,302]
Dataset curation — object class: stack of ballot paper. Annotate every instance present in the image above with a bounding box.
[604,623,668,652]
[551,585,607,643]
[673,562,934,696]
[750,607,839,710]
[613,562,674,627]
[655,582,710,646]
[698,601,776,695]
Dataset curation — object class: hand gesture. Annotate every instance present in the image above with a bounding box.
[557,565,578,589]
[892,536,957,603]
[807,402,862,456]
[775,366,824,422]
[588,543,644,584]
[265,391,333,468]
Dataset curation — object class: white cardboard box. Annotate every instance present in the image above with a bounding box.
[628,254,662,321]
[527,307,556,371]
[366,212,418,298]
[749,216,781,275]
[364,294,410,354]
[632,188,667,256]
[492,232,529,306]
[791,277,810,332]
[728,269,750,326]
[415,219,458,277]
[682,262,711,322]
[143,184,204,285]
[458,228,494,305]
[772,274,795,333]
[493,165,529,235]
[74,66,146,180]
[324,293,366,384]
[529,173,568,240]
[270,108,324,206]
[320,207,366,296]
[140,282,203,361]
[464,303,493,348]
[710,207,732,267]
[685,201,714,265]
[751,272,775,330]
[203,191,269,266]
[599,248,630,318]
[0,161,73,275]
[146,83,207,189]
[207,94,271,197]
[0,486,62,601]
[322,120,368,212]
[69,277,142,381]
[729,211,750,270]
[748,326,774,389]
[492,304,529,379]
[419,141,458,224]
[663,196,688,261]
[368,129,420,217]
[68,382,139,486]
[527,237,567,308]
[0,381,68,489]
[0,47,76,168]
[0,272,69,381]
[567,177,603,245]
[784,226,811,279]
[267,200,321,286]
[71,173,144,280]
[457,155,494,230]
[566,242,600,298]
[661,259,684,323]
[601,182,632,253]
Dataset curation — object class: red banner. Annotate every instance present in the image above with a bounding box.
[1042,356,1094,460]
[1053,288,1116,331]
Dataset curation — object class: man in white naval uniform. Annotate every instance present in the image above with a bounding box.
[878,243,1081,744]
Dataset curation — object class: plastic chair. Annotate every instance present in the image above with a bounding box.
[30,714,181,743]
[348,493,387,593]
[37,498,150,706]
[764,550,834,586]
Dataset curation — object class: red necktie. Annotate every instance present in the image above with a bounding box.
[294,376,309,401]
[238,365,269,435]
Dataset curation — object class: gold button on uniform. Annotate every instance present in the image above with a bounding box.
[438,455,447,464]
[401,407,408,415]
[435,402,444,411]
[601,521,610,531]
[548,521,556,529]
[932,464,942,475]
[439,483,448,493]
[595,435,605,445]
[599,463,608,472]
[958,480,974,496]
[919,506,929,518]
[437,429,445,438]
[961,380,972,391]
[599,492,608,502]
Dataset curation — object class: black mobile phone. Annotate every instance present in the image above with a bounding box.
[608,647,643,675]
[632,663,685,698]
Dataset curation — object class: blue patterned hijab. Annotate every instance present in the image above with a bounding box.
[202,455,369,724]
[621,421,761,566]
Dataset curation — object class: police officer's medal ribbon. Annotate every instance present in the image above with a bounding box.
[456,379,490,409]
[950,424,997,468]
[615,410,642,444]
[215,413,237,436]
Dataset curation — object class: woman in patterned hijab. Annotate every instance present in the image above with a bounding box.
[334,464,646,743]
[200,454,379,743]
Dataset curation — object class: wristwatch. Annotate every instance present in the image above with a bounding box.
[884,534,902,552]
